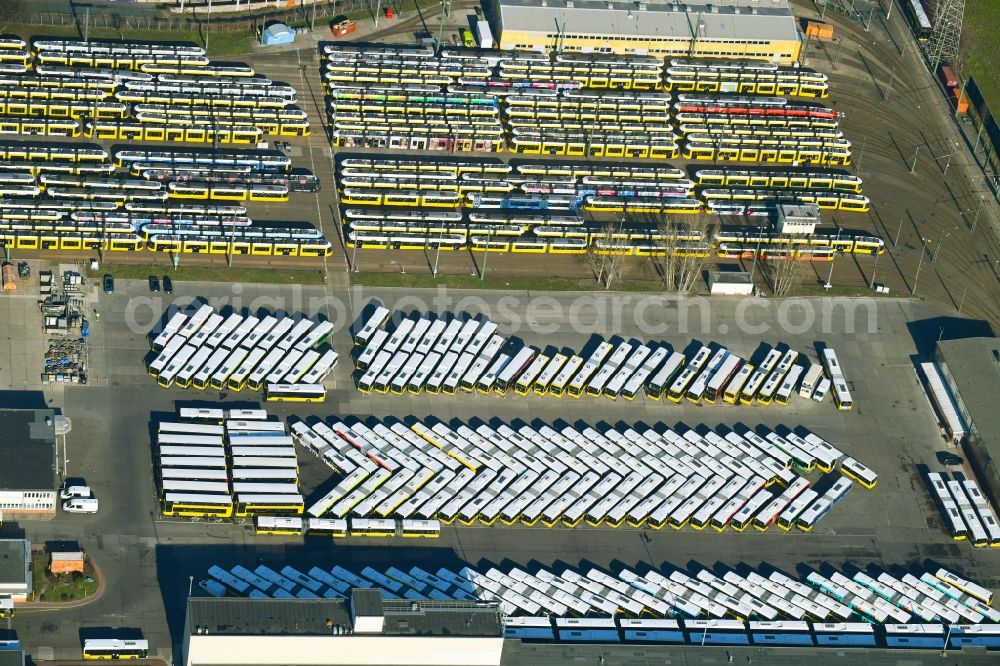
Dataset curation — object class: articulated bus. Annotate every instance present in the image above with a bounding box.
[264,383,327,402]
[86,122,263,145]
[82,638,149,660]
[645,351,685,400]
[666,346,711,402]
[162,492,233,518]
[0,117,81,137]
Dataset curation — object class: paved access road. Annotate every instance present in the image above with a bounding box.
[10,281,998,661]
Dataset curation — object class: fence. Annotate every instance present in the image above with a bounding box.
[966,77,1000,191]
[15,1,384,32]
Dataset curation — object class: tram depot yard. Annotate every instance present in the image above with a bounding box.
[1,2,1000,663]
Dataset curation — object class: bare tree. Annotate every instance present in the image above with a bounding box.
[583,217,626,289]
[654,213,710,292]
[765,252,804,296]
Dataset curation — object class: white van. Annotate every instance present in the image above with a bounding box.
[63,498,99,514]
[812,376,831,402]
[60,485,92,500]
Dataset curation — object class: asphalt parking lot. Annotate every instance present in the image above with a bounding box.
[5,2,1000,663]
[10,280,999,660]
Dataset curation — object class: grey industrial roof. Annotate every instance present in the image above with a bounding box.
[937,337,1000,453]
[0,410,56,491]
[188,598,353,636]
[497,0,800,42]
[350,588,383,618]
[710,271,753,284]
[187,596,503,638]
[0,540,28,587]
[382,599,503,637]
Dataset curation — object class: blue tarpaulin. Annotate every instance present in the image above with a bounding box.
[263,23,296,46]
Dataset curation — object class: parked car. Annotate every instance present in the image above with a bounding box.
[937,451,964,467]
[149,275,160,292]
[102,274,114,294]
[63,497,99,514]
[60,484,92,501]
[162,275,173,294]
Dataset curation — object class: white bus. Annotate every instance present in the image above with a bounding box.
[193,346,233,390]
[415,319,446,356]
[548,355,583,397]
[425,351,459,394]
[585,341,633,397]
[157,344,197,387]
[514,352,550,395]
[475,352,509,394]
[496,346,536,395]
[235,315,274,351]
[723,362,753,404]
[821,347,852,410]
[432,319,463,355]
[798,365,823,399]
[775,365,804,405]
[149,335,187,377]
[603,345,652,398]
[442,352,475,394]
[645,350,685,400]
[152,311,188,351]
[300,349,338,385]
[222,315,258,351]
[355,329,388,371]
[357,349,391,393]
[177,303,213,339]
[621,347,666,400]
[211,348,249,390]
[408,352,442,394]
[567,341,613,398]
[354,305,390,346]
[705,354,741,403]
[686,347,728,403]
[400,318,430,356]
[390,353,424,394]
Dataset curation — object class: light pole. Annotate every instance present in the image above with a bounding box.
[824,228,840,290]
[748,225,763,283]
[894,217,903,247]
[205,0,213,53]
[941,624,953,656]
[432,235,442,278]
[436,0,452,54]
[869,247,879,289]
[972,195,986,232]
[909,145,920,174]
[958,286,968,314]
[912,239,927,295]
[480,228,492,281]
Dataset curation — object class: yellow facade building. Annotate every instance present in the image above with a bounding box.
[493,0,803,65]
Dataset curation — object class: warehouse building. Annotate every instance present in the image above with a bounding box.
[183,591,504,666]
[0,539,32,604]
[934,337,1000,507]
[492,0,802,64]
[0,410,57,517]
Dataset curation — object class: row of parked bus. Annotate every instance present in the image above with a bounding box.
[350,307,857,413]
[337,165,867,215]
[0,145,332,255]
[320,45,840,155]
[322,45,829,96]
[342,210,884,259]
[293,412,875,531]
[148,303,337,397]
[157,409,306,519]
[0,40,308,151]
[204,551,997,636]
[925,471,1000,547]
[252,516,440,539]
